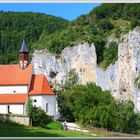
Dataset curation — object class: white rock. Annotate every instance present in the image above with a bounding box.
[31,28,140,112]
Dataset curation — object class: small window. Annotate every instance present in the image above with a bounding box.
[34,99,37,103]
[46,103,49,113]
[8,105,10,114]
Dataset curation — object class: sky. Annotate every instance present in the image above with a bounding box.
[0,3,100,21]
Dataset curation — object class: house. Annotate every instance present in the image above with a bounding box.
[0,40,58,118]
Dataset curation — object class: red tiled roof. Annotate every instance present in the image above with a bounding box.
[29,74,55,95]
[0,94,27,104]
[0,64,32,85]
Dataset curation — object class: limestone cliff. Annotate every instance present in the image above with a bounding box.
[31,28,140,112]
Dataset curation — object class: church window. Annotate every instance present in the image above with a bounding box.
[46,103,49,113]
[7,105,10,114]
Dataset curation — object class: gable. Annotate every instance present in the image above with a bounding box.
[29,74,55,95]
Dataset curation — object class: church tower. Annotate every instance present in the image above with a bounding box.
[19,39,29,69]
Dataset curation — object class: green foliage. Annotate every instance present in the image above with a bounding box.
[134,73,140,89]
[26,99,33,118]
[99,42,118,69]
[34,4,140,67]
[130,18,140,29]
[57,88,76,122]
[58,83,140,133]
[0,4,140,69]
[32,106,52,127]
[46,122,62,130]
[65,69,78,89]
[0,120,92,137]
[0,12,68,64]
[26,99,52,127]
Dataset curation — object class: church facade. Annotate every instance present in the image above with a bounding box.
[0,40,58,118]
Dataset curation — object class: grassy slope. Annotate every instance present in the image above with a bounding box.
[0,121,93,137]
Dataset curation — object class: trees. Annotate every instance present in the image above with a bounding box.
[99,42,118,69]
[0,12,68,64]
[0,4,140,69]
[57,83,140,133]
[26,99,33,126]
[65,69,78,89]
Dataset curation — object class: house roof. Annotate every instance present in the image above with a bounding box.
[29,74,55,95]
[0,94,27,104]
[19,39,29,52]
[0,64,32,85]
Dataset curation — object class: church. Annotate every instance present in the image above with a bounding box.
[0,40,57,118]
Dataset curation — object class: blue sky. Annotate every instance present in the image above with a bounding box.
[0,3,100,21]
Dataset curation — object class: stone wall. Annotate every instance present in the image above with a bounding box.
[0,114,29,126]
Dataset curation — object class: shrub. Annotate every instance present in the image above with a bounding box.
[26,99,52,127]
[99,42,118,69]
[32,106,52,127]
[134,73,140,89]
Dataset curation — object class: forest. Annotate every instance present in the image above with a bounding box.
[0,12,68,64]
[0,4,140,69]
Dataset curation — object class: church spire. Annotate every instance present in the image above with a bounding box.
[19,39,29,69]
[19,39,29,53]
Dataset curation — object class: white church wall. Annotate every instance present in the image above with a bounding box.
[0,105,7,114]
[30,96,42,108]
[42,95,56,117]
[0,86,28,94]
[0,104,24,115]
[30,95,57,118]
[10,105,24,115]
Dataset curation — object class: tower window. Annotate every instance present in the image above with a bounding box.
[46,103,49,113]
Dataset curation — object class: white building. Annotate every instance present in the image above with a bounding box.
[0,40,58,118]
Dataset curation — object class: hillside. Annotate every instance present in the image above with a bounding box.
[0,4,140,68]
[0,12,68,64]
[33,3,140,69]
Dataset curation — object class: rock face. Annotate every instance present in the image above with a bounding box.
[31,28,140,112]
[32,43,97,85]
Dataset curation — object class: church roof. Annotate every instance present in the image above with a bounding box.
[19,39,29,52]
[0,64,32,85]
[0,94,27,104]
[29,74,55,95]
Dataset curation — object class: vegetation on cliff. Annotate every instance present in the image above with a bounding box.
[0,4,140,68]
[33,3,140,69]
